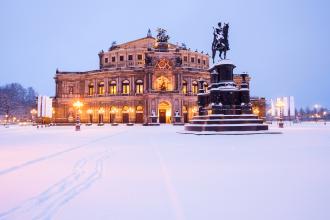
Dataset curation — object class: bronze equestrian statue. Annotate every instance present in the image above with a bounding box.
[212,22,230,63]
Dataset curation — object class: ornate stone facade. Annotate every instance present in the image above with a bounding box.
[53,33,252,124]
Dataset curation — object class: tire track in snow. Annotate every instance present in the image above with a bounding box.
[0,130,125,177]
[0,148,111,220]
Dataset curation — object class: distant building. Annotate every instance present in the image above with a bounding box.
[53,30,261,124]
[270,96,295,120]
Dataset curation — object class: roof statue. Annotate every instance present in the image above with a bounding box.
[211,22,230,63]
[156,28,170,43]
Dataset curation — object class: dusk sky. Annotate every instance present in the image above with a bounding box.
[0,0,329,108]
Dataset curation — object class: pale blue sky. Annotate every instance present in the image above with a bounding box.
[0,0,329,108]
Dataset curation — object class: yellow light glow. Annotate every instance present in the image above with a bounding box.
[128,107,134,113]
[73,100,83,109]
[87,109,93,114]
[165,110,171,117]
[276,100,284,108]
[30,109,37,114]
[253,108,260,115]
[98,108,105,114]
[192,107,198,113]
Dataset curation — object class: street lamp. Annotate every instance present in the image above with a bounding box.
[276,100,284,128]
[73,100,83,131]
[323,111,327,125]
[30,109,37,125]
[5,114,8,128]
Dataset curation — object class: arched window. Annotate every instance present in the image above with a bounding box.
[136,106,143,112]
[192,81,198,94]
[98,82,105,95]
[182,80,187,94]
[136,80,143,94]
[122,80,130,94]
[109,80,117,95]
[88,82,94,96]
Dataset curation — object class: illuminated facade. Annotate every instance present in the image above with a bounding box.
[53,31,252,124]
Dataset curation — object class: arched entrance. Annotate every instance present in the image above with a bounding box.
[158,101,171,124]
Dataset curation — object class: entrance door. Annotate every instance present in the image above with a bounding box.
[159,109,166,123]
[183,112,188,123]
[122,113,129,123]
[135,113,143,123]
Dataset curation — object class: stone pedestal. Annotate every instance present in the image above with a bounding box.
[184,59,268,132]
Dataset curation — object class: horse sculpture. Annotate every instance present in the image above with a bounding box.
[212,22,230,63]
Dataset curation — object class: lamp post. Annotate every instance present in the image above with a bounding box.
[30,109,37,125]
[73,100,83,131]
[5,114,8,128]
[323,111,327,125]
[314,104,323,123]
[276,100,284,128]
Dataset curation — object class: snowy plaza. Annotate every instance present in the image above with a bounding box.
[0,123,329,220]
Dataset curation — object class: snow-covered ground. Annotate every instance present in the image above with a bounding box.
[0,123,329,220]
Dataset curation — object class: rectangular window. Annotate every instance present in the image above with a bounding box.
[120,55,124,61]
[203,60,206,65]
[191,57,195,63]
[183,56,188,62]
[128,55,133,60]
[112,56,116,62]
[197,58,201,64]
[137,54,142,60]
[105,58,108,63]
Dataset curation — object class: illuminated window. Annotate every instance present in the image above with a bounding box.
[203,82,208,92]
[192,81,198,94]
[98,82,105,95]
[109,80,117,95]
[122,80,130,94]
[136,80,143,94]
[136,106,143,112]
[88,82,94,95]
[182,80,187,94]
[137,54,142,60]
